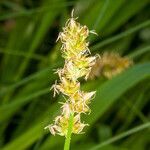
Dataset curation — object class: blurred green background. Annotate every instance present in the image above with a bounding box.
[0,0,150,150]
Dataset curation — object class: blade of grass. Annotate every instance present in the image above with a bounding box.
[128,45,150,59]
[0,61,61,96]
[0,2,75,21]
[82,0,126,33]
[88,122,150,150]
[125,99,148,123]
[86,63,150,125]
[0,87,50,122]
[0,67,49,96]
[102,0,149,35]
[0,48,44,60]
[91,20,150,51]
[92,0,109,30]
[1,102,59,150]
[94,0,126,34]
[15,0,65,80]
[1,18,34,83]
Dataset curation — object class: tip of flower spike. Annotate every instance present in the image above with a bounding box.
[71,9,74,18]
[70,9,78,19]
[90,30,98,36]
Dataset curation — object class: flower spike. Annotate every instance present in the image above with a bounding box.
[45,11,97,136]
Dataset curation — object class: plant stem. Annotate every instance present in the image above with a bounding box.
[64,113,74,150]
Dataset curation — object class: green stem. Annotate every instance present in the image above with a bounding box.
[64,113,74,150]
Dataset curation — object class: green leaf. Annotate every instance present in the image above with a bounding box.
[87,63,150,124]
[0,88,50,122]
[102,0,149,35]
[88,122,150,150]
[91,20,150,52]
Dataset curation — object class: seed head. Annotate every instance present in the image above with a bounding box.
[45,10,97,136]
[89,52,133,79]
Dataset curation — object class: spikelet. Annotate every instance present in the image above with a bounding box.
[45,10,97,136]
[89,52,133,79]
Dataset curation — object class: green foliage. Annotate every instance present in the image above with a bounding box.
[0,0,150,150]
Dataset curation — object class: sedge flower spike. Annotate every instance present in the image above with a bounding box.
[89,52,133,79]
[45,11,97,136]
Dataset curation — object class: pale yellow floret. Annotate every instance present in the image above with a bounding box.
[45,114,87,136]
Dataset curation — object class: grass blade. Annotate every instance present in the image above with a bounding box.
[88,122,150,150]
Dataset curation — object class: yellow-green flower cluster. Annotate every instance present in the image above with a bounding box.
[45,12,97,136]
[89,52,133,79]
